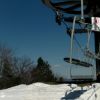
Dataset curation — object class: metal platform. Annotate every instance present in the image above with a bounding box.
[64,57,93,67]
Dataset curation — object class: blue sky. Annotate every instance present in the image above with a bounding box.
[0,0,95,78]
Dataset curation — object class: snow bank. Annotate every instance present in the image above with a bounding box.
[0,82,100,100]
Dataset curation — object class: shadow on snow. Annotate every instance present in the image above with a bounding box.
[61,89,87,100]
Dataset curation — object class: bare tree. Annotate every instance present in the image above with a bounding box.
[12,56,35,84]
[0,44,14,78]
[0,43,35,88]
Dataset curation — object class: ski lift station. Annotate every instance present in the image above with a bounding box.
[42,0,100,81]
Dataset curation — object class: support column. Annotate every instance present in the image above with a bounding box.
[94,32,100,74]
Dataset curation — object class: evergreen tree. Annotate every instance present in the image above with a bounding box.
[32,57,55,82]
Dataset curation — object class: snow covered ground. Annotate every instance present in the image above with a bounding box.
[0,82,100,100]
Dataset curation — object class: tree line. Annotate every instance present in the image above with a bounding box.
[0,44,64,89]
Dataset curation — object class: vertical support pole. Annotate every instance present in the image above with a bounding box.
[81,0,84,20]
[87,30,91,49]
[70,16,76,63]
[95,32,100,75]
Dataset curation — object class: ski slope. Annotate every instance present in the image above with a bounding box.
[0,82,100,100]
